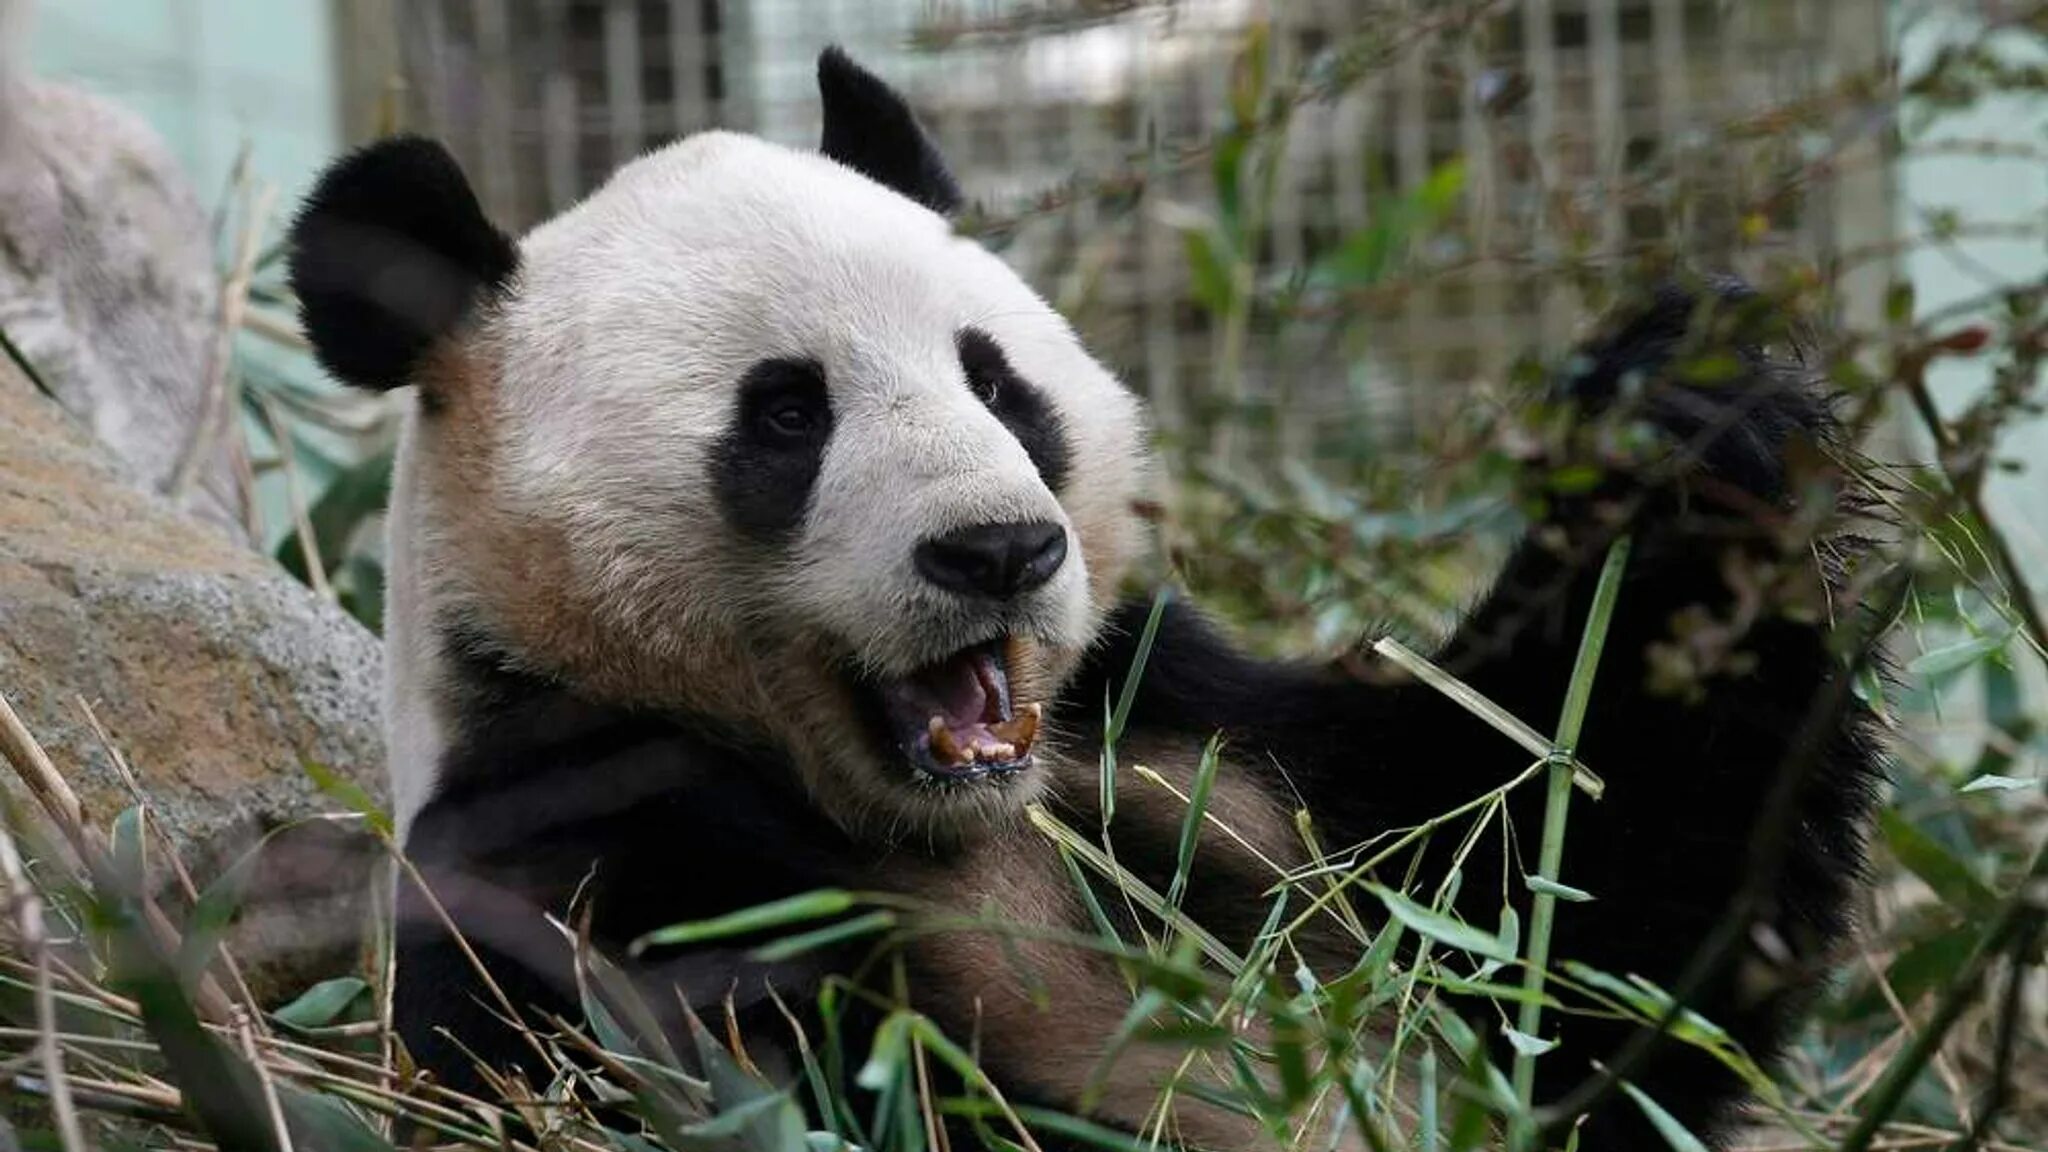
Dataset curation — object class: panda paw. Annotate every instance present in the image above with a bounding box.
[1523,275,1844,536]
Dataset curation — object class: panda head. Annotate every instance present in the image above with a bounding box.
[289,48,1152,839]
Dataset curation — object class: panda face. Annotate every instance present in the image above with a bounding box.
[460,131,1146,830]
[292,52,1154,839]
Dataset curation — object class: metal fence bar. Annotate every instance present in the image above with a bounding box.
[472,0,519,223]
[1650,0,1694,245]
[1589,0,1624,273]
[539,0,579,214]
[604,0,645,164]
[388,0,1885,429]
[668,0,708,135]
[1136,24,1184,434]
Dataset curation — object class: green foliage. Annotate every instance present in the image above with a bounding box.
[3,7,2041,1152]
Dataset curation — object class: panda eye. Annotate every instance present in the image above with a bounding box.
[762,401,818,440]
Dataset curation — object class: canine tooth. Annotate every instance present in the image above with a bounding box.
[928,717,969,765]
[1004,635,1039,703]
[989,702,1042,754]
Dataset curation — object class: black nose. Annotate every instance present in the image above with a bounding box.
[915,520,1068,600]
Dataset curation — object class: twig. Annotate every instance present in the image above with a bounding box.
[236,1009,297,1152]
[169,178,278,501]
[1856,949,1972,1125]
[0,798,86,1152]
[0,690,236,1021]
[1945,914,2042,1152]
[0,691,85,833]
[1835,838,2048,1152]
[387,848,562,1077]
[76,697,263,1015]
[0,322,55,401]
[256,392,335,600]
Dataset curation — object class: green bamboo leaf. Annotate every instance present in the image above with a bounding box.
[1502,1026,1557,1057]
[1102,587,1171,830]
[1108,587,1172,744]
[1369,886,1512,962]
[679,1091,805,1148]
[1430,976,1565,1009]
[1884,281,1915,325]
[110,806,145,896]
[1180,226,1238,316]
[633,889,857,953]
[1879,809,1999,917]
[273,976,367,1030]
[1559,963,1731,1050]
[278,1086,398,1152]
[749,910,896,963]
[1526,876,1596,902]
[1165,735,1223,913]
[686,1011,799,1152]
[303,760,392,838]
[106,899,280,1152]
[855,1011,913,1093]
[1416,159,1468,214]
[1905,631,2011,680]
[1960,773,2034,794]
[1620,1079,1710,1152]
[181,821,312,985]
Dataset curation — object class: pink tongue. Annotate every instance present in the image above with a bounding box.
[905,652,991,728]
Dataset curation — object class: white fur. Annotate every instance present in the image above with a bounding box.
[386,130,1150,834]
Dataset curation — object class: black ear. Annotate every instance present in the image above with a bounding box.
[816,46,962,215]
[287,136,518,392]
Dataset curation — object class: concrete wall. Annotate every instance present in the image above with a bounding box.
[28,0,340,210]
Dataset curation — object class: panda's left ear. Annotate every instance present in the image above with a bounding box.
[817,46,962,215]
[288,135,518,393]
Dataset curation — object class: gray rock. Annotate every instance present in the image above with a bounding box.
[0,355,386,1001]
[0,72,245,540]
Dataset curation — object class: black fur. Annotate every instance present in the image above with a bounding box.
[1067,277,1884,1151]
[817,46,963,215]
[711,357,835,542]
[392,276,1880,1151]
[399,640,862,1098]
[287,136,517,396]
[959,327,1074,492]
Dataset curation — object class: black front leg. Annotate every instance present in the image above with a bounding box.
[1358,279,1884,1149]
[1077,277,1884,1150]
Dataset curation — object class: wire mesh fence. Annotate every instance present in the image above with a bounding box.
[389,0,1890,450]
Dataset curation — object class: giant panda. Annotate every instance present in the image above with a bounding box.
[286,47,1882,1152]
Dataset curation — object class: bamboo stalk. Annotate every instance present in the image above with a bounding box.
[1509,535,1633,1150]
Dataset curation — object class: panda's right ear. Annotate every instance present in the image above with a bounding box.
[287,136,518,392]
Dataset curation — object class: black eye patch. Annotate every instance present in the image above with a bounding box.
[957,327,1072,492]
[712,357,833,542]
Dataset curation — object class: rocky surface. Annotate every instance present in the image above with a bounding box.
[0,74,245,539]
[0,357,386,1000]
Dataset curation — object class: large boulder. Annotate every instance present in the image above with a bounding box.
[0,73,245,539]
[0,356,386,1000]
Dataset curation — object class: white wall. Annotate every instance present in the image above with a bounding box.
[1895,2,2048,585]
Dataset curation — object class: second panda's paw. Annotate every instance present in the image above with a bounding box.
[1524,274,1844,536]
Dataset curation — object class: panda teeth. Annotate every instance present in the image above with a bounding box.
[988,702,1042,756]
[927,716,971,766]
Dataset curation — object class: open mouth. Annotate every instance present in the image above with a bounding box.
[862,638,1042,782]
